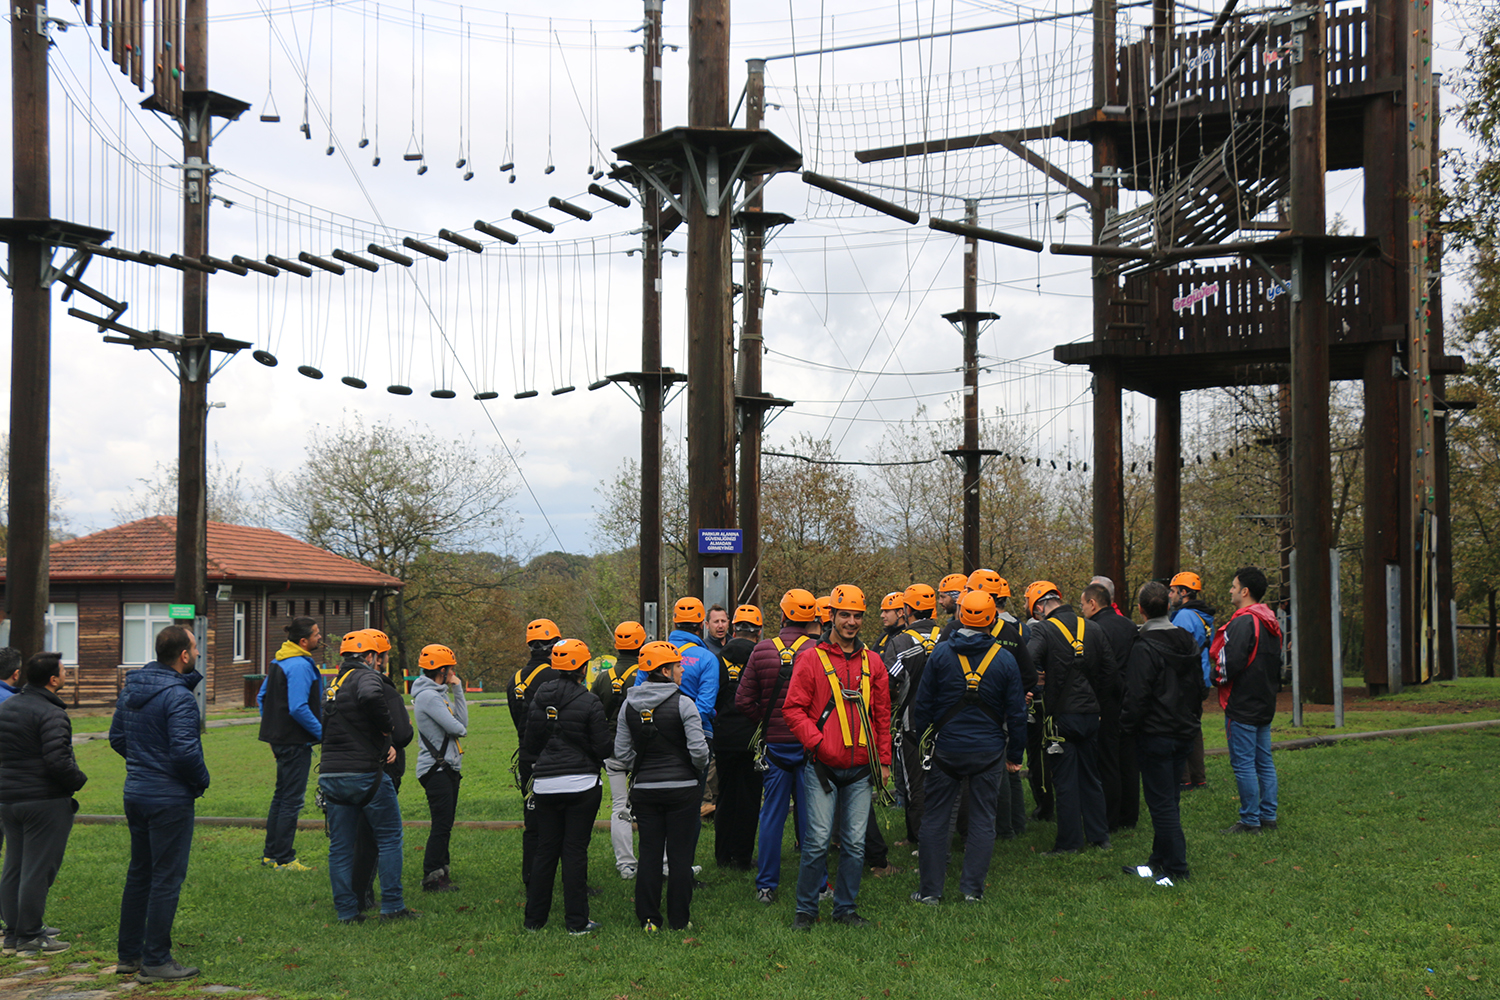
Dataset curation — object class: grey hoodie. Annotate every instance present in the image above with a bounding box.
[613,680,710,789]
[412,673,469,779]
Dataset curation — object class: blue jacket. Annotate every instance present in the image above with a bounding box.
[911,627,1026,767]
[1171,601,1215,687]
[257,643,323,743]
[109,662,211,804]
[637,629,720,737]
[0,678,18,704]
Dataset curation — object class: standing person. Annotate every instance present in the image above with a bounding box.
[510,619,560,886]
[0,653,87,956]
[704,605,732,657]
[318,631,416,924]
[876,594,906,656]
[522,639,610,934]
[413,644,468,893]
[782,585,892,930]
[656,599,720,735]
[909,593,1025,904]
[256,616,323,872]
[736,589,820,904]
[815,596,834,643]
[109,625,210,982]
[591,622,645,880]
[1120,581,1202,886]
[1168,572,1215,790]
[1025,582,1116,856]
[0,649,21,702]
[936,573,967,621]
[1211,567,1283,834]
[1081,581,1138,833]
[615,642,710,931]
[348,629,411,914]
[883,583,941,848]
[714,605,762,870]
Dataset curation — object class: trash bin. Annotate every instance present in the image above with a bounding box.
[244,673,267,709]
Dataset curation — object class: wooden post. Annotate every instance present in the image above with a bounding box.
[684,0,734,602]
[7,0,53,658]
[961,199,981,574]
[1091,0,1125,591]
[1288,2,1333,704]
[1487,589,1495,679]
[737,58,766,607]
[640,0,665,634]
[1152,389,1181,581]
[1362,341,1400,692]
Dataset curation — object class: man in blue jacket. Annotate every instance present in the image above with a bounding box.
[109,625,210,984]
[910,591,1026,904]
[653,598,719,737]
[256,616,323,870]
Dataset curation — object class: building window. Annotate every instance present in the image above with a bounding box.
[319,599,326,615]
[40,604,79,664]
[269,600,277,618]
[233,602,248,661]
[122,603,176,665]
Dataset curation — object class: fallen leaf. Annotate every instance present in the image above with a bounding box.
[468,948,476,955]
[1049,976,1070,983]
[1263,858,1279,865]
[1469,975,1480,981]
[682,938,701,947]
[1292,866,1303,871]
[283,964,300,970]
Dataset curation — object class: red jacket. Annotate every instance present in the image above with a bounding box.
[781,639,892,769]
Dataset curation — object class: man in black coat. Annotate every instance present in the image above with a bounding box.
[1081,580,1139,833]
[1120,581,1203,884]
[0,653,87,957]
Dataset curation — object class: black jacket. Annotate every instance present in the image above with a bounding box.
[321,660,413,773]
[713,636,758,751]
[883,615,943,727]
[1120,622,1203,739]
[522,676,610,782]
[0,686,87,802]
[508,645,558,739]
[1087,605,1136,714]
[1027,605,1116,718]
[589,651,641,730]
[1220,608,1282,726]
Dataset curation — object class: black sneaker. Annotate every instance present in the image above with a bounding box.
[379,908,423,921]
[1042,848,1079,857]
[832,912,870,927]
[114,960,141,975]
[1261,820,1278,831]
[136,959,200,983]
[339,914,367,925]
[1220,822,1261,835]
[16,935,69,956]
[791,912,816,930]
[568,920,602,936]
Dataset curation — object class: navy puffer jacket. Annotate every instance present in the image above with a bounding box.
[109,662,210,803]
[0,685,88,802]
[911,628,1027,768]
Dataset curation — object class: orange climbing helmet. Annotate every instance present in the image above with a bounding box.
[959,591,998,628]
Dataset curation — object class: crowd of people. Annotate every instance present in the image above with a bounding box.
[0,563,1287,969]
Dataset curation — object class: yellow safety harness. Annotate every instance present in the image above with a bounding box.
[902,625,942,654]
[958,644,1002,692]
[815,648,871,748]
[513,663,550,699]
[1047,616,1086,654]
[607,661,639,695]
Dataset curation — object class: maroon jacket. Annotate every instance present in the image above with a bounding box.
[735,627,819,744]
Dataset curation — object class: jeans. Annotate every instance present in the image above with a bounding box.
[632,785,698,929]
[0,798,74,941]
[1052,713,1108,852]
[262,743,312,864]
[524,785,602,931]
[353,768,403,910]
[713,749,759,867]
[604,761,636,874]
[118,798,195,966]
[794,762,870,917]
[419,768,461,877]
[1226,719,1278,825]
[755,743,806,891]
[1137,734,1191,878]
[322,772,404,920]
[919,759,1001,899]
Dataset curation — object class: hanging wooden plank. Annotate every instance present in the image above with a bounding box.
[132,0,145,91]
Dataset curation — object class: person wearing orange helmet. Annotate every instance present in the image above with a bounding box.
[936,573,967,620]
[736,589,821,904]
[413,644,469,893]
[658,598,721,737]
[1167,572,1215,791]
[781,585,893,930]
[713,605,764,871]
[256,616,324,872]
[521,639,611,935]
[347,629,408,916]
[591,622,647,880]
[510,619,562,888]
[876,593,907,656]
[1025,582,1118,856]
[882,583,942,848]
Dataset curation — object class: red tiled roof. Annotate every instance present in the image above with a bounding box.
[0,516,402,589]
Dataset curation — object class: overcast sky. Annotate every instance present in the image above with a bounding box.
[0,0,1474,556]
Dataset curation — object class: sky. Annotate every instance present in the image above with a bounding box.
[0,0,1477,557]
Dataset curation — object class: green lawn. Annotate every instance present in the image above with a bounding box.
[7,688,1499,998]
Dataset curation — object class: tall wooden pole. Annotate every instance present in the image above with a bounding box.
[1288,4,1333,703]
[174,0,211,617]
[1152,389,1181,581]
[960,200,981,574]
[684,0,734,602]
[737,59,766,607]
[1091,0,1125,591]
[7,1,53,658]
[640,0,665,634]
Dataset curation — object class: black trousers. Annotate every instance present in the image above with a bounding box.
[0,798,73,941]
[1138,734,1192,878]
[524,785,602,932]
[901,730,926,842]
[419,768,462,877]
[1027,713,1054,820]
[713,749,759,867]
[1052,713,1108,852]
[994,765,1027,839]
[633,785,698,929]
[1100,709,1141,831]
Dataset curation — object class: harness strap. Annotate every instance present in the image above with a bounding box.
[815,648,871,748]
[1048,616,1086,654]
[513,663,549,699]
[902,626,941,654]
[608,661,639,695]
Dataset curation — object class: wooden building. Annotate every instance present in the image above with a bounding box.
[0,516,403,706]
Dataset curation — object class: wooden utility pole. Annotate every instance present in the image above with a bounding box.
[1090,0,1125,592]
[684,0,735,605]
[640,0,666,635]
[1152,389,1180,581]
[7,0,55,659]
[1287,2,1334,703]
[738,60,767,606]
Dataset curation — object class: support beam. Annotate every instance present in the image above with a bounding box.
[737,58,766,607]
[1362,342,1400,691]
[640,0,665,635]
[1152,389,1181,581]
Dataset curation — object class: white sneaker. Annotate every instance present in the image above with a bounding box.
[619,865,637,880]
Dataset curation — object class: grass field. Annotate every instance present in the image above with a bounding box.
[4,682,1499,999]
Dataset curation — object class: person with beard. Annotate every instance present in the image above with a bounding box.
[1119,580,1203,886]
[1211,567,1283,835]
[1080,581,1138,833]
[510,619,561,886]
[936,573,967,622]
[591,622,646,880]
[1168,572,1215,790]
[713,605,763,870]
